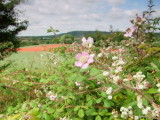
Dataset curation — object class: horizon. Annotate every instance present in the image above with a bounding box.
[17,0,160,36]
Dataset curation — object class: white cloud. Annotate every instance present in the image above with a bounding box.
[16,0,151,36]
[106,0,125,6]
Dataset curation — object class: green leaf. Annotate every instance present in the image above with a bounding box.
[78,109,85,118]
[47,29,52,33]
[46,107,55,114]
[74,106,80,112]
[103,100,113,107]
[96,98,102,103]
[43,112,51,120]
[95,115,102,120]
[147,88,158,94]
[28,108,40,116]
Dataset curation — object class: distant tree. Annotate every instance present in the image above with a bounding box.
[0,0,28,60]
[109,25,113,33]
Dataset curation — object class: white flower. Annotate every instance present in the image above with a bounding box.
[108,95,112,99]
[115,66,123,73]
[103,71,109,76]
[50,94,57,101]
[120,107,125,111]
[97,53,103,58]
[79,87,83,90]
[90,54,95,58]
[156,83,160,88]
[128,106,132,109]
[142,109,148,115]
[82,37,94,48]
[112,56,118,60]
[123,78,129,82]
[139,84,145,89]
[123,108,129,112]
[134,116,139,120]
[117,59,125,65]
[112,76,120,84]
[122,111,128,116]
[106,87,113,94]
[128,111,133,115]
[75,82,81,86]
[112,62,117,67]
[146,107,151,111]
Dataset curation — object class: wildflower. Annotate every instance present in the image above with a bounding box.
[50,94,57,101]
[106,87,113,94]
[46,91,57,101]
[133,72,145,81]
[112,109,118,118]
[75,52,94,69]
[142,108,149,115]
[134,116,139,120]
[156,83,160,88]
[108,95,112,100]
[124,26,137,37]
[103,71,109,76]
[82,37,94,48]
[75,82,81,86]
[97,53,103,58]
[112,56,118,60]
[118,48,124,53]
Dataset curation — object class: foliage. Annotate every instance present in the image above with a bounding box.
[0,0,28,60]
[0,15,160,120]
[85,31,126,47]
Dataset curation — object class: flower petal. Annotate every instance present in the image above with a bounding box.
[82,37,86,43]
[88,56,94,63]
[87,37,94,44]
[75,61,82,67]
[76,53,82,60]
[81,63,89,69]
[82,52,89,56]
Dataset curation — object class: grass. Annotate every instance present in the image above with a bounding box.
[0,52,45,71]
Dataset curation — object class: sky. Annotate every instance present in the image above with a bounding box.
[17,0,160,36]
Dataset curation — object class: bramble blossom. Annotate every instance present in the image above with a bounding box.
[75,52,94,69]
[82,37,94,48]
[103,71,109,76]
[106,87,113,94]
[75,82,81,86]
[46,91,57,101]
[133,72,145,81]
[120,106,133,119]
[124,26,137,37]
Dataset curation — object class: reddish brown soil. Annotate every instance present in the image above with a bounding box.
[17,44,68,52]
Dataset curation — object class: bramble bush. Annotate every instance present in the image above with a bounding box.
[0,15,160,120]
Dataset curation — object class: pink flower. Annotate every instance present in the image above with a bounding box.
[124,26,137,37]
[118,48,124,53]
[75,52,94,69]
[50,94,57,101]
[82,37,94,48]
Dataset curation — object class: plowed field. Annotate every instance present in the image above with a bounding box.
[17,44,67,52]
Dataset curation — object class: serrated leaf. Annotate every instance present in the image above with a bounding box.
[78,109,85,118]
[96,98,102,103]
[28,108,40,116]
[95,115,102,120]
[147,88,158,94]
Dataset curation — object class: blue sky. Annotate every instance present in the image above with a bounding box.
[18,0,160,36]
